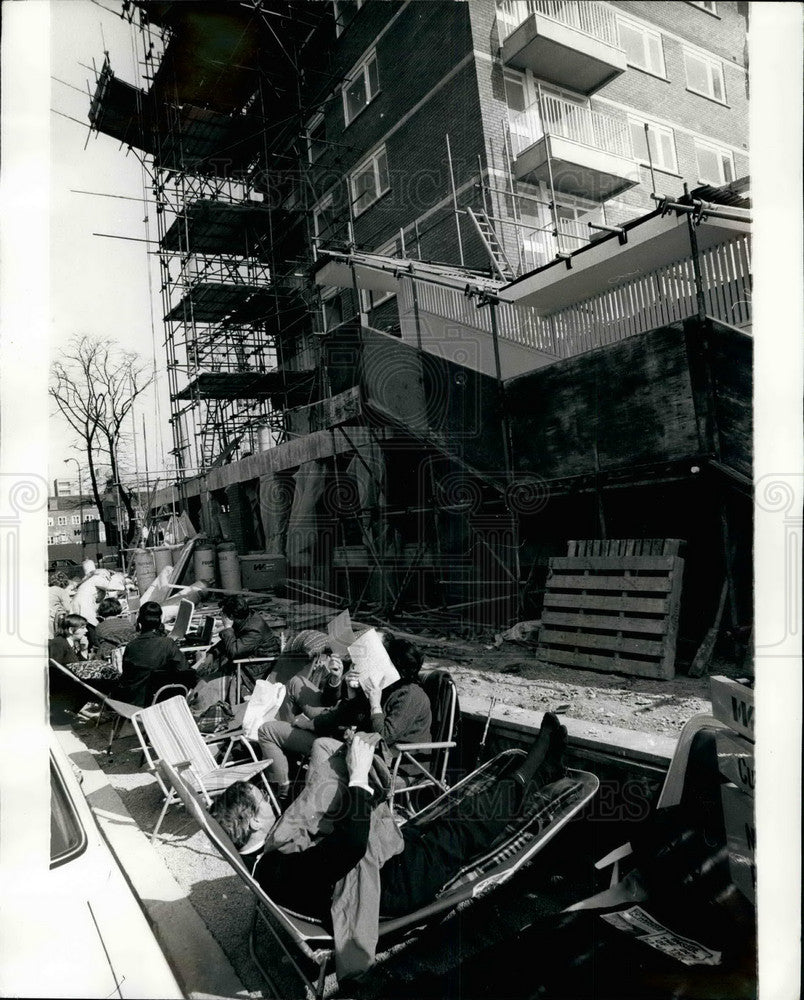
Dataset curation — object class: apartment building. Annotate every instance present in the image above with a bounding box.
[87,1,752,646]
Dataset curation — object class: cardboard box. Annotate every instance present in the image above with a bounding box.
[240,554,287,590]
[720,782,756,905]
[715,729,755,798]
[710,675,754,742]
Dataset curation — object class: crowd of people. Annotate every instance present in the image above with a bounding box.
[49,569,574,984]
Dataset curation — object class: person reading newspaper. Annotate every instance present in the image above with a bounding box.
[257,631,431,803]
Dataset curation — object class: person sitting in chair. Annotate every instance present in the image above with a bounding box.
[212,714,569,980]
[116,601,197,707]
[93,597,136,661]
[257,634,432,803]
[191,595,279,712]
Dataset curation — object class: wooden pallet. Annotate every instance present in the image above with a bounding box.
[538,539,685,680]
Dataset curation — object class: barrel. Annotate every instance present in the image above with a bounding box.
[193,539,216,585]
[218,541,242,592]
[152,545,174,575]
[133,548,156,596]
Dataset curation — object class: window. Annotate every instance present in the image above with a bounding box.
[350,146,390,215]
[504,70,527,113]
[307,115,326,164]
[343,51,379,125]
[629,118,678,173]
[313,194,346,249]
[71,514,80,525]
[684,50,726,102]
[47,517,53,527]
[617,17,666,77]
[689,1,717,12]
[694,139,735,185]
[334,0,363,37]
[57,516,67,526]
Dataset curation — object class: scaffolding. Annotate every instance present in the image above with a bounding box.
[83,1,751,634]
[88,3,329,478]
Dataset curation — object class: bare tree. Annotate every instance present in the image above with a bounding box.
[50,336,154,546]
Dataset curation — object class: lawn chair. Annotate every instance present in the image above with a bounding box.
[159,749,598,999]
[388,669,459,811]
[168,598,195,642]
[234,656,278,702]
[565,713,730,912]
[131,694,276,841]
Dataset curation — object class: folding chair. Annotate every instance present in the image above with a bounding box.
[565,713,730,912]
[160,749,598,999]
[168,598,195,642]
[389,669,459,811]
[50,658,142,757]
[131,694,276,841]
[234,656,278,702]
[50,658,190,758]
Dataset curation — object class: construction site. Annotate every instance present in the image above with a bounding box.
[35,3,764,998]
[84,0,752,678]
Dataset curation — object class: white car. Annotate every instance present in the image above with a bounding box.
[1,738,185,999]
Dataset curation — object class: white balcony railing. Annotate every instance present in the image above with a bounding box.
[398,235,752,362]
[509,94,634,160]
[497,0,620,48]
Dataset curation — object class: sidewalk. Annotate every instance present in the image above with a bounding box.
[54,721,255,1000]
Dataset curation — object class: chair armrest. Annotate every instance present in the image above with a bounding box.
[181,645,211,654]
[595,842,633,870]
[395,741,457,752]
[233,657,277,665]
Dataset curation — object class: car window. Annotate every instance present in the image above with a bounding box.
[50,759,88,868]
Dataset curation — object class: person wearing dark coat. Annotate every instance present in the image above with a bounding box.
[116,602,197,707]
[190,595,279,712]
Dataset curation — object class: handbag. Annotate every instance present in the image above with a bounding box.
[242,680,286,741]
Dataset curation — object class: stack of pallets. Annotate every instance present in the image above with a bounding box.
[537,539,685,680]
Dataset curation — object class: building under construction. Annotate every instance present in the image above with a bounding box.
[87,0,752,671]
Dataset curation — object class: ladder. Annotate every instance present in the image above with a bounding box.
[465,207,516,282]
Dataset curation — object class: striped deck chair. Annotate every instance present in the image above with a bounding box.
[132,695,276,842]
[159,749,598,999]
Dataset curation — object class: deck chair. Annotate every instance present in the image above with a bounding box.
[131,694,276,841]
[168,598,195,642]
[159,748,598,999]
[388,669,459,811]
[50,658,191,757]
[565,713,730,912]
[234,656,278,702]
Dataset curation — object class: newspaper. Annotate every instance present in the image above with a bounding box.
[600,906,721,967]
[347,627,400,691]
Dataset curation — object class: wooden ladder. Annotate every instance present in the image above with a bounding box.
[465,207,516,282]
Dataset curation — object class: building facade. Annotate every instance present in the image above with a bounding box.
[87,1,752,648]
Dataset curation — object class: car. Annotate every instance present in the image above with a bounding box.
[49,558,80,573]
[0,737,185,999]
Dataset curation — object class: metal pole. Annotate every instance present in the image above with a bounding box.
[536,82,561,256]
[445,133,465,266]
[644,123,658,199]
[409,266,423,352]
[684,183,708,322]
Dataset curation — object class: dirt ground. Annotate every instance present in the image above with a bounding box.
[420,643,736,735]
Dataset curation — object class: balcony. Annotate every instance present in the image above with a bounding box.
[509,95,640,200]
[498,1,626,95]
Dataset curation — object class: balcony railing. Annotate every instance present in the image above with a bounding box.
[497,1,620,47]
[509,94,634,160]
[398,235,752,363]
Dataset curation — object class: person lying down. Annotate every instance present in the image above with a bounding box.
[211,714,571,982]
